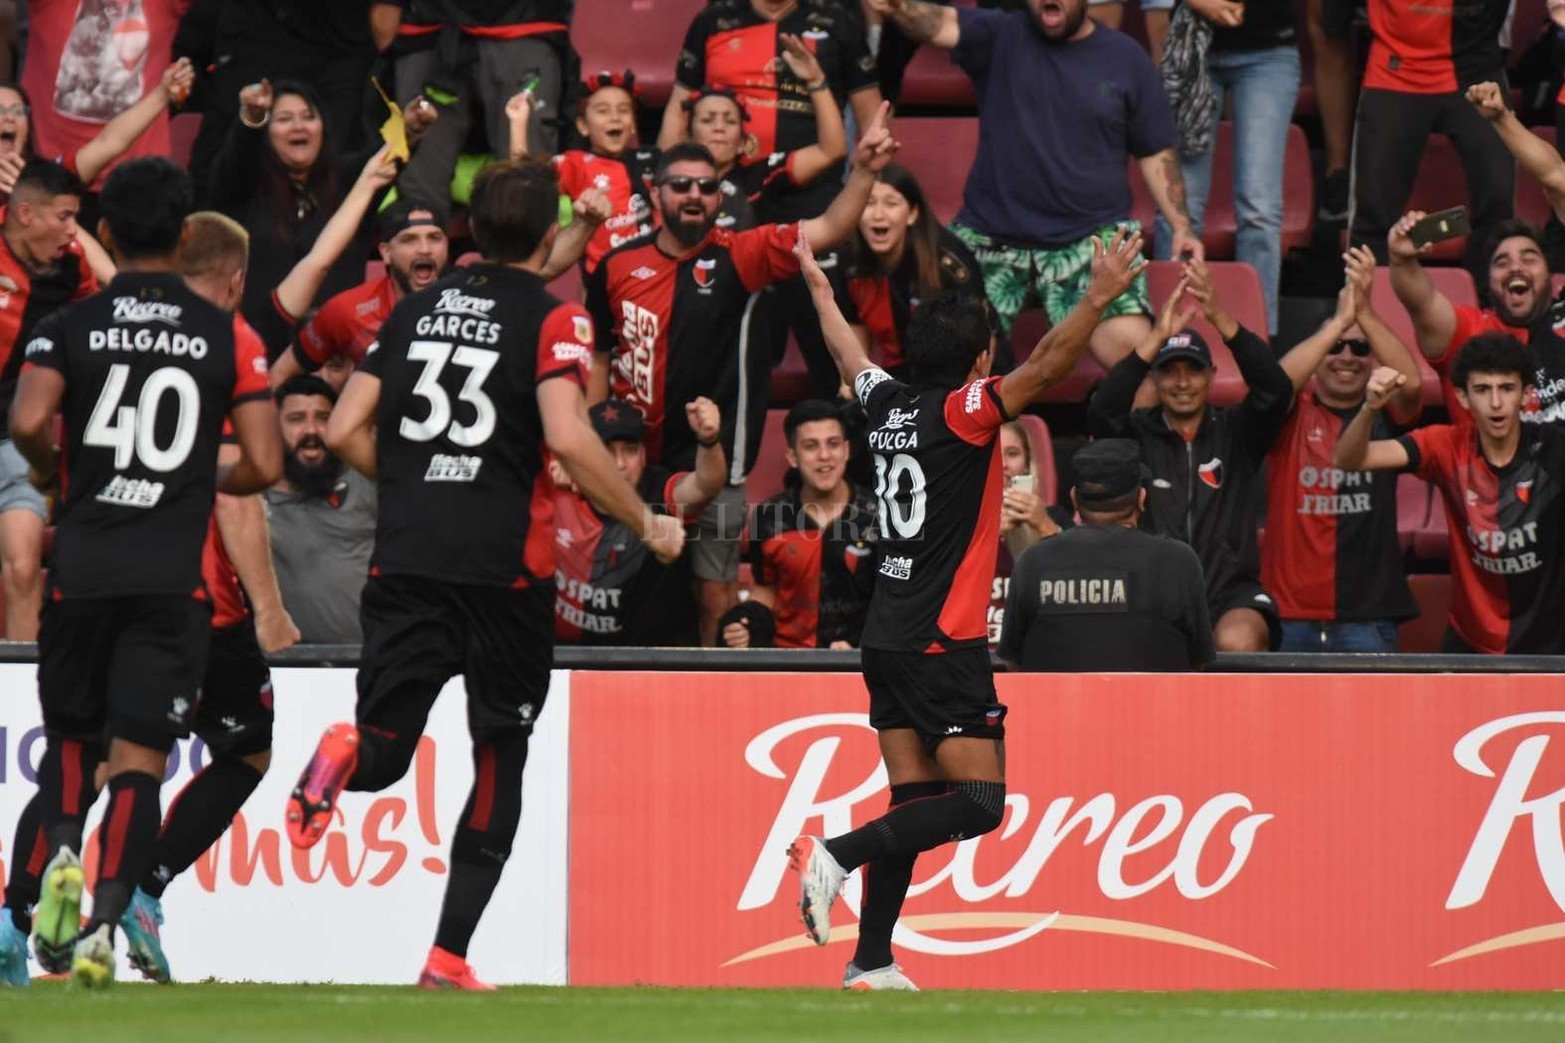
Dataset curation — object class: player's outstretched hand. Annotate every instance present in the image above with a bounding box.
[574,187,612,226]
[853,100,899,174]
[1365,366,1405,412]
[793,230,833,300]
[1388,211,1433,263]
[255,605,302,654]
[1465,81,1507,122]
[1085,225,1146,308]
[686,396,721,443]
[641,511,686,564]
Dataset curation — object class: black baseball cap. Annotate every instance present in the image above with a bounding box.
[1152,329,1213,370]
[1073,439,1145,506]
[375,199,448,243]
[590,401,645,444]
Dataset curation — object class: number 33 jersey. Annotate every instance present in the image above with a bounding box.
[855,367,1010,653]
[362,264,593,588]
[23,273,270,598]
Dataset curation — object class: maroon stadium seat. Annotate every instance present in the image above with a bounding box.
[1398,573,1451,653]
[1015,413,1058,504]
[170,112,200,170]
[744,408,791,505]
[768,335,813,404]
[1509,0,1549,58]
[571,0,705,109]
[893,117,977,225]
[1368,265,1476,408]
[549,261,583,303]
[1412,490,1450,562]
[1404,134,1468,262]
[1515,126,1558,230]
[1394,472,1430,553]
[897,39,975,108]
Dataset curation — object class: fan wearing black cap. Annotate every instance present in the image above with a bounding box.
[267,198,453,392]
[999,440,1213,671]
[1088,259,1294,652]
[551,397,727,646]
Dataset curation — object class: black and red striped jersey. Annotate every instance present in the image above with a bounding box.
[843,228,987,374]
[24,272,271,599]
[552,463,699,645]
[553,149,657,273]
[0,226,96,430]
[854,367,1010,653]
[676,0,877,222]
[360,263,592,588]
[747,484,878,647]
[1431,301,1565,430]
[1364,0,1508,94]
[1397,423,1565,654]
[585,222,800,476]
[1262,391,1416,623]
[292,274,397,372]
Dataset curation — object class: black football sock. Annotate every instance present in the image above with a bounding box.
[36,738,104,859]
[86,772,162,935]
[824,780,1006,871]
[4,794,43,933]
[143,756,265,899]
[853,782,946,972]
[433,731,530,959]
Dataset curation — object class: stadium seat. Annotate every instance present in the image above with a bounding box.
[744,408,791,505]
[169,113,200,170]
[1403,134,1468,262]
[1367,265,1477,407]
[1394,473,1431,553]
[1014,308,1105,404]
[1015,413,1058,504]
[1515,126,1558,230]
[571,0,705,109]
[1398,573,1451,653]
[1509,0,1549,56]
[1412,490,1450,562]
[549,261,584,303]
[893,117,977,225]
[897,39,975,108]
[768,335,813,404]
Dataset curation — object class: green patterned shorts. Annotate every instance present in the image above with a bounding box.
[950,222,1152,331]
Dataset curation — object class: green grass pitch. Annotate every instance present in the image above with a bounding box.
[8,983,1565,1042]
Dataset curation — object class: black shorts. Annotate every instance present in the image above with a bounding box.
[195,621,275,757]
[38,594,212,752]
[862,646,1007,753]
[357,574,554,742]
[1212,579,1282,651]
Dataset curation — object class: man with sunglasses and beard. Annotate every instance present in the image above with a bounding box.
[262,375,376,644]
[1262,247,1425,653]
[585,102,900,645]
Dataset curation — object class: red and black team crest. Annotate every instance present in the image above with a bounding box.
[692,258,717,290]
[1198,457,1224,490]
[1516,479,1533,505]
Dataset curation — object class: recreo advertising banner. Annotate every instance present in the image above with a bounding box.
[567,671,1565,990]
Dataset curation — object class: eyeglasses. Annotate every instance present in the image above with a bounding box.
[0,104,28,119]
[658,175,721,196]
[1328,338,1371,357]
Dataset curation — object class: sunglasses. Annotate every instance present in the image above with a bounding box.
[0,104,27,119]
[659,175,721,196]
[1328,338,1371,357]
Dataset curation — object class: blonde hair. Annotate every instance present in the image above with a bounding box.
[178,210,249,280]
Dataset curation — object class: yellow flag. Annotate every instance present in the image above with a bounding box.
[371,77,409,161]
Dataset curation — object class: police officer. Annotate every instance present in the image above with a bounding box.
[999,440,1215,672]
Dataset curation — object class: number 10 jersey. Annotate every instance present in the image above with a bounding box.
[23,272,271,599]
[362,263,594,588]
[855,368,1010,654]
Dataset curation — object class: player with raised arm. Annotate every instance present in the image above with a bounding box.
[282,159,685,990]
[3,157,280,989]
[785,225,1146,989]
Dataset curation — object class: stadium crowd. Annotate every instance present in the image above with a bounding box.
[0,0,1559,660]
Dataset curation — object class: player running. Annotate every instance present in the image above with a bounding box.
[4,157,280,989]
[283,158,685,990]
[786,224,1148,990]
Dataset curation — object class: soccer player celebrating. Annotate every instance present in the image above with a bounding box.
[786,224,1147,989]
[5,157,280,988]
[1336,335,1565,654]
[284,159,686,990]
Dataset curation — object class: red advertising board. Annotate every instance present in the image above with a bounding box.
[568,672,1565,990]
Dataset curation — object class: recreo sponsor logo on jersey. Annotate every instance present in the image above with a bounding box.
[112,297,183,325]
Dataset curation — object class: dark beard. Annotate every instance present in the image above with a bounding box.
[284,446,344,499]
[661,205,711,247]
[388,263,414,294]
[1036,3,1087,40]
[1494,293,1548,328]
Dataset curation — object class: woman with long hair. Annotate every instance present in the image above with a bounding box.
[989,420,1063,646]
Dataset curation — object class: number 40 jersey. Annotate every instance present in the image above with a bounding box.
[363,264,594,588]
[855,367,1011,654]
[23,272,270,599]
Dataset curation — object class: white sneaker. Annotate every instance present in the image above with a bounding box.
[843,962,919,991]
[787,836,846,946]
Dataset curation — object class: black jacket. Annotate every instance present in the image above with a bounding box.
[1087,325,1292,602]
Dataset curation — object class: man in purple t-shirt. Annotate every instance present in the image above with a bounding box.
[871,0,1195,386]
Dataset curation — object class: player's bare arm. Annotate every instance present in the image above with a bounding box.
[213,442,299,654]
[539,378,685,564]
[998,227,1147,417]
[10,365,65,486]
[325,370,382,479]
[1334,366,1412,472]
[869,0,961,48]
[1387,210,1457,360]
[541,189,611,282]
[1469,81,1565,225]
[220,398,283,495]
[673,395,727,510]
[800,101,899,251]
[795,233,874,388]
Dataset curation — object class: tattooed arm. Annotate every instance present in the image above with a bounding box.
[1136,148,1203,262]
[868,0,960,48]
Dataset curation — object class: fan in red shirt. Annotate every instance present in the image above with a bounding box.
[1338,334,1565,655]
